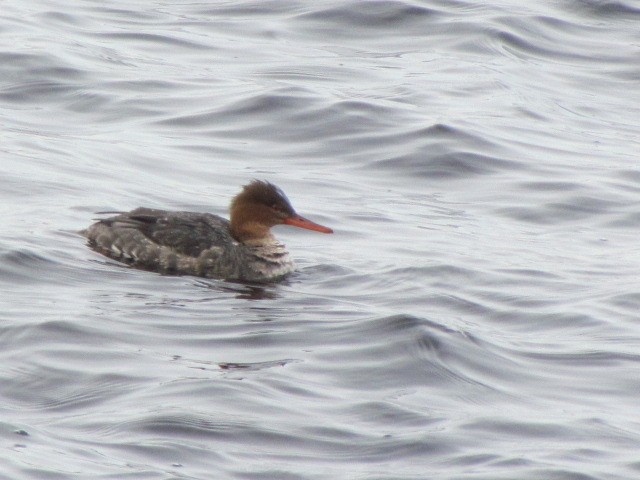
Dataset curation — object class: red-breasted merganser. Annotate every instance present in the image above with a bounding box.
[82,180,333,282]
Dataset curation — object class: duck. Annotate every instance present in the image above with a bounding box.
[82,180,333,282]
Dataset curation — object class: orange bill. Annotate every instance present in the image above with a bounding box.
[283,215,333,234]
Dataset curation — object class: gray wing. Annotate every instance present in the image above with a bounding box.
[101,208,235,258]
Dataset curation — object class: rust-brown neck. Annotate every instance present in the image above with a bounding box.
[229,201,277,243]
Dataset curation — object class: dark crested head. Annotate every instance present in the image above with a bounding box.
[229,180,333,243]
[235,180,296,217]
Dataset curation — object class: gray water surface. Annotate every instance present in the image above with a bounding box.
[1,1,640,479]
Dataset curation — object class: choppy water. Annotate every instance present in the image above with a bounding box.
[2,1,640,479]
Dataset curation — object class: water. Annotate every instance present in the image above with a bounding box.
[1,0,640,478]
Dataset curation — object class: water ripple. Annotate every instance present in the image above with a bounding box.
[2,0,640,478]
